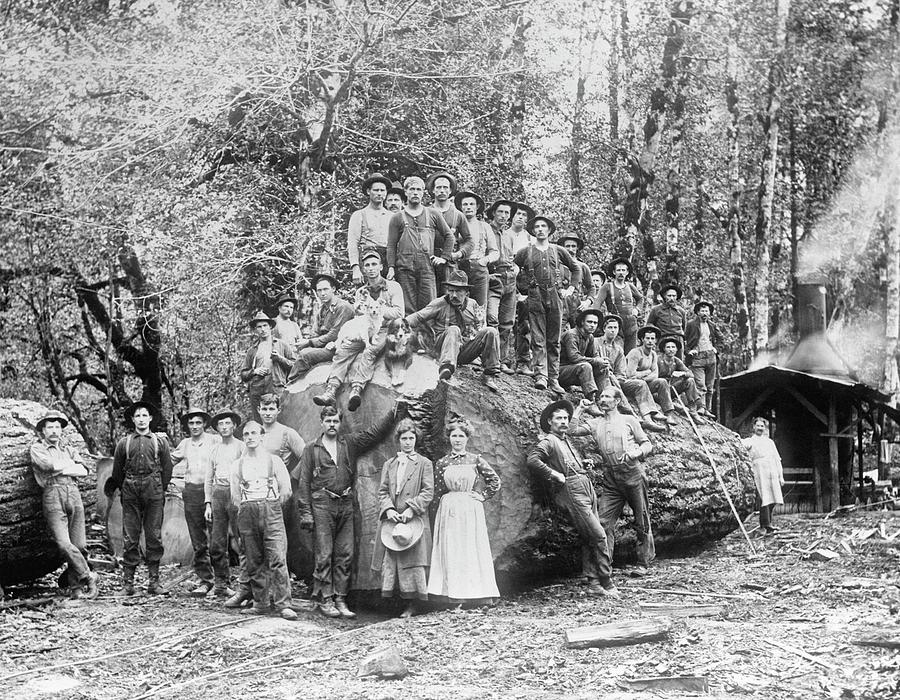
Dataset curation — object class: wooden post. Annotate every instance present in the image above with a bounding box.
[829,395,840,509]
[857,403,865,498]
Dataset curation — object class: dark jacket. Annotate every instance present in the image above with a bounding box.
[513,244,582,294]
[111,431,174,490]
[527,433,587,483]
[405,295,484,341]
[561,327,598,367]
[308,298,355,348]
[684,317,722,365]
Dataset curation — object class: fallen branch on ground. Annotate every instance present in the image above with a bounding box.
[626,586,752,600]
[765,638,838,670]
[0,597,56,611]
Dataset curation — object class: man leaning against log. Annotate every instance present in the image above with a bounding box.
[29,410,99,599]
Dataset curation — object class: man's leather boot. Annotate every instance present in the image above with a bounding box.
[313,379,339,407]
[119,567,135,597]
[146,563,165,595]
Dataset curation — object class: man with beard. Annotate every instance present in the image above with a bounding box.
[287,273,354,382]
[349,173,393,282]
[454,190,498,310]
[595,258,644,353]
[684,300,722,416]
[646,284,687,356]
[626,326,677,426]
[240,311,294,422]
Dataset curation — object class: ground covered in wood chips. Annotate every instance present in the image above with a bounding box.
[1,510,899,700]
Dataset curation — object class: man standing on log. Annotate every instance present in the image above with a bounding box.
[30,410,99,599]
[387,176,454,314]
[349,173,393,283]
[508,201,535,375]
[646,284,686,356]
[527,400,620,598]
[404,269,501,392]
[454,190,498,310]
[486,199,518,374]
[313,249,404,411]
[287,273,354,382]
[684,301,722,417]
[230,420,298,620]
[272,293,303,351]
[554,233,594,330]
[626,326,677,426]
[240,311,294,422]
[570,389,655,577]
[513,216,581,394]
[427,171,471,274]
[170,408,218,597]
[296,402,404,619]
[105,401,173,596]
[595,258,644,353]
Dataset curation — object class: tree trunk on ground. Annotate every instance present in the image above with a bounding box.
[0,400,97,586]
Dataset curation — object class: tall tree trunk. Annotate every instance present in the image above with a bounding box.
[610,0,632,258]
[789,116,801,334]
[662,58,688,286]
[753,0,790,353]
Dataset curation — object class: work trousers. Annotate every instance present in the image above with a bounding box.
[558,362,596,398]
[513,299,532,365]
[597,462,656,568]
[615,378,661,418]
[42,478,90,586]
[288,346,335,382]
[121,473,164,571]
[527,287,563,382]
[690,351,717,411]
[488,270,516,359]
[237,499,292,610]
[432,326,500,374]
[210,484,248,590]
[552,473,612,583]
[311,492,355,600]
[669,375,700,408]
[645,378,674,413]
[182,483,214,586]
[620,313,639,354]
[396,251,437,314]
[463,261,490,309]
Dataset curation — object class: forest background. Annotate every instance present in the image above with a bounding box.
[3,0,900,453]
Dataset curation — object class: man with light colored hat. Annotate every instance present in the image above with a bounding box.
[684,300,722,416]
[287,273,354,382]
[454,190,498,309]
[29,410,99,599]
[349,173,393,282]
[170,407,218,596]
[404,269,502,392]
[272,293,303,350]
[240,310,294,422]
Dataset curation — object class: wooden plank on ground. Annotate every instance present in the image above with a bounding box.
[565,618,672,649]
[621,675,710,692]
[638,601,726,618]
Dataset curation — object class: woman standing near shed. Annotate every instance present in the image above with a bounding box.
[742,417,785,534]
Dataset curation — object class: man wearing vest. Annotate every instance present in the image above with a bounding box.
[170,408,218,596]
[570,389,655,577]
[240,311,294,422]
[387,176,455,314]
[30,410,99,599]
[486,199,519,374]
[405,270,501,392]
[427,171,472,277]
[230,420,298,620]
[454,190,498,310]
[527,399,620,598]
[105,401,173,596]
[513,216,581,394]
[349,173,393,283]
[287,273,355,382]
[626,326,677,426]
[684,300,722,416]
[272,293,303,351]
[297,403,403,618]
[204,409,246,604]
[646,284,687,356]
[595,258,645,353]
[554,233,594,330]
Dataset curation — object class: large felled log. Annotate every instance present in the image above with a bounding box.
[281,354,756,591]
[0,399,96,586]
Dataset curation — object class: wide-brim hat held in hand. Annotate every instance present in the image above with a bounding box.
[381,517,425,551]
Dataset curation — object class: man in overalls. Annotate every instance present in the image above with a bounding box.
[594,258,645,353]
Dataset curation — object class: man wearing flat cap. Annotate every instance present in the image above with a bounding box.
[527,399,620,598]
[427,171,472,269]
[404,269,502,392]
[646,283,687,356]
[287,273,354,382]
[240,311,294,422]
[349,173,393,283]
[272,293,303,350]
[455,190,498,310]
[594,258,645,354]
[106,401,173,596]
[684,300,722,416]
[387,176,455,314]
[513,216,582,394]
[29,410,99,599]
[170,408,219,596]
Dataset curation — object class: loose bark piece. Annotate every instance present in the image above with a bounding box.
[766,638,837,670]
[621,675,709,692]
[565,618,672,649]
[808,548,840,562]
[638,601,726,618]
[357,645,409,679]
[852,632,900,650]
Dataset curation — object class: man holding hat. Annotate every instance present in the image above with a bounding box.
[287,273,354,382]
[455,190,498,309]
[513,216,581,393]
[404,269,502,392]
[527,399,620,598]
[684,300,722,416]
[29,410,99,599]
[595,258,645,353]
[427,171,472,266]
[626,326,677,425]
[349,173,393,282]
[240,311,294,422]
[387,175,455,314]
[555,233,594,329]
[170,408,219,596]
[658,337,707,418]
[272,293,303,350]
[106,401,173,596]
[385,186,406,214]
[646,284,687,355]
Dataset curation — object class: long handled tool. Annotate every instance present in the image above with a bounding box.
[669,386,757,555]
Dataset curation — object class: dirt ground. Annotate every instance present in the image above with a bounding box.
[1,510,899,700]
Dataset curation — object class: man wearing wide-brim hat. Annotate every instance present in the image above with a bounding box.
[555,233,595,330]
[29,410,99,599]
[349,173,393,282]
[625,325,677,426]
[454,190,498,310]
[239,311,294,423]
[170,407,218,596]
[657,336,708,418]
[594,257,645,354]
[107,400,174,596]
[513,216,582,394]
[272,293,302,350]
[646,282,686,356]
[404,269,502,392]
[485,198,515,237]
[526,399,621,598]
[429,172,473,279]
[684,300,722,416]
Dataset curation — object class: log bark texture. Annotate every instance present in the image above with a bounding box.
[0,399,96,585]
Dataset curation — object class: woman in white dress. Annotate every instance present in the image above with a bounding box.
[427,418,501,604]
[741,417,785,534]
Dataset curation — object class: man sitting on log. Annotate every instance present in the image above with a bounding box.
[626,326,677,426]
[272,293,303,351]
[170,408,218,597]
[105,401,173,596]
[287,273,354,383]
[29,410,99,599]
[404,269,501,392]
[527,399,620,599]
[296,402,404,619]
[570,389,655,577]
[229,420,298,621]
[348,173,393,283]
[559,308,604,411]
[646,284,686,357]
[657,336,708,419]
[240,311,294,422]
[313,249,404,411]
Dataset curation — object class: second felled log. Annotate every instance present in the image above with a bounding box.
[565,618,673,649]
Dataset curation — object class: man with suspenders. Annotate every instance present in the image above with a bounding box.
[348,173,393,282]
[595,258,645,354]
